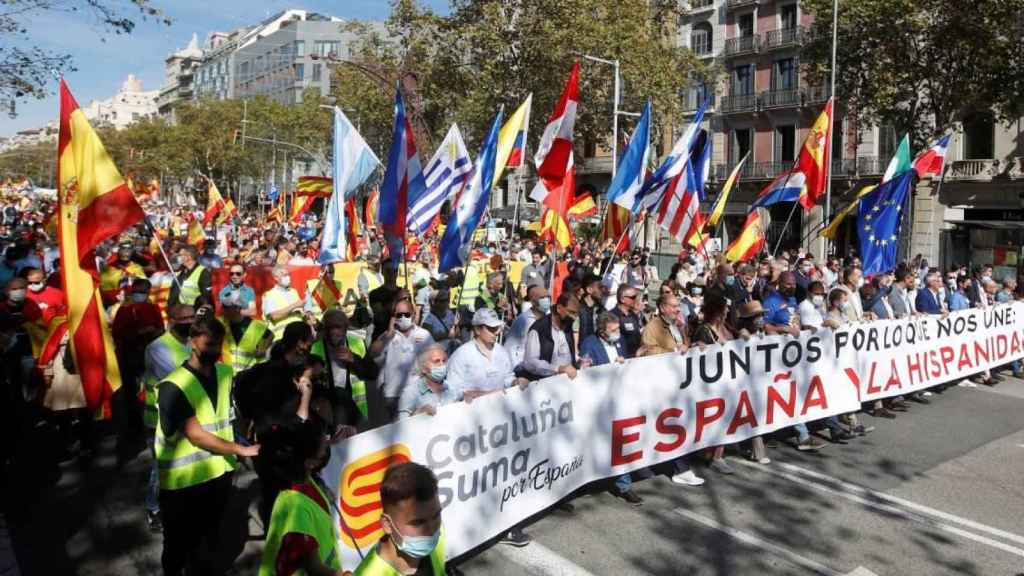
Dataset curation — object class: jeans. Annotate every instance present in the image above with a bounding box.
[615,473,632,493]
[159,474,232,576]
[145,435,159,514]
[794,422,810,442]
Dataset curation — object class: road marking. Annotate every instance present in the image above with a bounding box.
[493,541,598,576]
[672,507,846,576]
[732,459,1024,559]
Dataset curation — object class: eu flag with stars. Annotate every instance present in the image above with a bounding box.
[858,170,916,275]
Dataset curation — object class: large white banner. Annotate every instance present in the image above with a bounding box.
[322,302,1024,569]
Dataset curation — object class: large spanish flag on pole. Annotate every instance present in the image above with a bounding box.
[57,80,145,417]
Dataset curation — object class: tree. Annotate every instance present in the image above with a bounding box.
[1,1,169,106]
[801,0,1024,149]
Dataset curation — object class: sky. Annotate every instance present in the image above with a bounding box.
[3,0,450,137]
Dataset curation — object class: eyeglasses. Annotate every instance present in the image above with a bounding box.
[395,312,413,318]
[622,294,637,301]
[230,271,244,276]
[481,324,501,333]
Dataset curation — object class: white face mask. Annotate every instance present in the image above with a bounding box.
[812,295,825,307]
[605,331,621,343]
[277,275,291,288]
[7,289,26,303]
[28,282,45,293]
[396,316,414,331]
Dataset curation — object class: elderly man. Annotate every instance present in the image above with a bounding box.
[371,298,434,421]
[609,285,644,358]
[474,271,511,320]
[640,294,688,355]
[262,266,304,340]
[519,293,584,381]
[397,344,461,418]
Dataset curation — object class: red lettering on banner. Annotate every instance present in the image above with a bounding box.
[845,368,862,401]
[866,362,882,395]
[883,359,902,391]
[928,349,942,379]
[940,346,955,376]
[907,352,924,387]
[654,408,686,452]
[727,391,758,434]
[611,416,646,466]
[1011,332,1022,356]
[974,340,990,365]
[765,380,796,424]
[801,376,828,415]
[996,334,1008,359]
[694,399,725,443]
[957,344,974,371]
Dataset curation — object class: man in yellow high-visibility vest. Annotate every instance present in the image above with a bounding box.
[168,246,211,308]
[155,317,260,576]
[263,266,304,340]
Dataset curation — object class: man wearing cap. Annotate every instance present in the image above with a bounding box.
[101,243,147,306]
[218,264,257,319]
[446,307,532,546]
[263,266,304,340]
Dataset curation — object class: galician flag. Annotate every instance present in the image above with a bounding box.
[57,80,145,417]
[320,107,380,265]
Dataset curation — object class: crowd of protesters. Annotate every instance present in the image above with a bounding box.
[1,191,1020,575]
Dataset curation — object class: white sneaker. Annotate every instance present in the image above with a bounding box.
[958,381,978,388]
[922,391,935,396]
[757,457,771,465]
[671,470,705,486]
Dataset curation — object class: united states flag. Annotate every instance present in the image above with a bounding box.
[407,124,472,235]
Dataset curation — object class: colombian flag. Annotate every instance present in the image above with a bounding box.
[725,209,767,263]
[57,80,144,417]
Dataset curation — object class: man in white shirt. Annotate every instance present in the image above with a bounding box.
[446,308,529,400]
[798,281,839,330]
[520,293,583,380]
[505,285,549,366]
[370,299,434,421]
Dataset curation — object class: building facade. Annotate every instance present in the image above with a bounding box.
[156,34,203,117]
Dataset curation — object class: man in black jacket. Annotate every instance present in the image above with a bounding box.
[519,293,584,381]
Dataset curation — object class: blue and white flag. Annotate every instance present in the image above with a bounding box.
[379,88,426,239]
[629,99,707,213]
[606,101,652,212]
[320,106,381,265]
[408,124,472,236]
[439,111,503,273]
[692,129,711,202]
[268,183,279,203]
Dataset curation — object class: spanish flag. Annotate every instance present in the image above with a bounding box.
[540,208,572,248]
[725,209,767,263]
[203,178,227,225]
[601,203,632,254]
[57,80,144,417]
[296,175,333,197]
[290,194,315,224]
[312,276,342,311]
[219,197,238,225]
[345,198,361,261]
[187,218,205,249]
[567,191,597,220]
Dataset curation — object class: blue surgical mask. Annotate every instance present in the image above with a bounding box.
[725,275,736,286]
[536,297,552,314]
[385,514,440,559]
[428,364,447,382]
[605,331,621,343]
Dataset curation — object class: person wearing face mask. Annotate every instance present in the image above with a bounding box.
[24,267,64,323]
[397,344,461,419]
[111,279,164,434]
[833,266,870,322]
[798,281,841,330]
[258,418,346,576]
[505,285,550,367]
[100,243,147,306]
[354,462,446,575]
[794,258,815,292]
[421,290,457,355]
[520,293,585,381]
[168,245,212,309]
[264,266,304,340]
[763,272,802,337]
[156,317,260,576]
[308,309,378,429]
[371,299,434,422]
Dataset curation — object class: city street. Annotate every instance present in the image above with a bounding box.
[7,379,1024,576]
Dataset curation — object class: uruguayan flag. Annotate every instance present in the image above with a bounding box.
[407,124,472,235]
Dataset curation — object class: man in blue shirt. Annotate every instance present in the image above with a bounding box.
[217,264,257,318]
[762,272,801,337]
[948,275,972,311]
[914,272,945,315]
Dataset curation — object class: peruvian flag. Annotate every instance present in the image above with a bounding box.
[529,62,580,219]
[913,134,951,179]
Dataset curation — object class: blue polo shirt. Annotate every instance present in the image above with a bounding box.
[218,284,256,309]
[763,290,797,327]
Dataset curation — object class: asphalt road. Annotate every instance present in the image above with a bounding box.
[6,379,1024,576]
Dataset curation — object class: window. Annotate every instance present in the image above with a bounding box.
[780,4,798,29]
[775,125,796,162]
[733,64,754,95]
[312,63,322,82]
[690,22,713,56]
[832,114,844,163]
[734,128,752,162]
[256,56,264,72]
[738,13,755,37]
[773,58,797,90]
[293,63,305,81]
[239,61,250,77]
[295,40,305,56]
[964,114,995,159]
[315,41,340,57]
[878,125,897,160]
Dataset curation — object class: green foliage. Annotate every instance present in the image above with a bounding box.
[801,0,1024,149]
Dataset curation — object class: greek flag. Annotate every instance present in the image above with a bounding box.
[407,124,472,235]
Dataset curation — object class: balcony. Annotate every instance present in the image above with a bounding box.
[761,89,800,109]
[682,92,715,112]
[856,156,886,176]
[764,26,806,50]
[726,0,758,8]
[947,159,1002,181]
[720,93,758,114]
[723,35,760,57]
[802,84,832,106]
[688,0,715,11]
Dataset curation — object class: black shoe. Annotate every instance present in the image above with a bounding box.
[990,374,1006,382]
[888,401,909,412]
[765,439,780,449]
[830,429,855,443]
[870,408,897,419]
[908,395,931,405]
[500,528,532,547]
[147,511,163,533]
[617,490,644,506]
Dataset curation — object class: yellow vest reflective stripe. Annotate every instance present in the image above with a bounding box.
[154,363,237,490]
[179,265,206,305]
[142,331,191,428]
[220,319,269,374]
[353,533,446,576]
[454,264,484,310]
[310,334,368,420]
[258,479,342,575]
[263,287,302,339]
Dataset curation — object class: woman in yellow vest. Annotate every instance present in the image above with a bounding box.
[259,418,349,576]
[353,462,446,576]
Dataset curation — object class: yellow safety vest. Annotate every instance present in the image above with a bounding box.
[220,318,269,374]
[154,363,237,491]
[259,478,342,575]
[263,286,303,339]
[142,331,191,428]
[353,532,446,576]
[361,269,383,294]
[178,265,207,306]
[310,335,368,420]
[453,263,484,310]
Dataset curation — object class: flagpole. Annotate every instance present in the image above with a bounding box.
[823,0,839,258]
[141,216,184,292]
[771,200,801,258]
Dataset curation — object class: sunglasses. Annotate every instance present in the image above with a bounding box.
[395,312,413,319]
[622,294,637,301]
[481,324,501,333]
[230,271,244,276]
